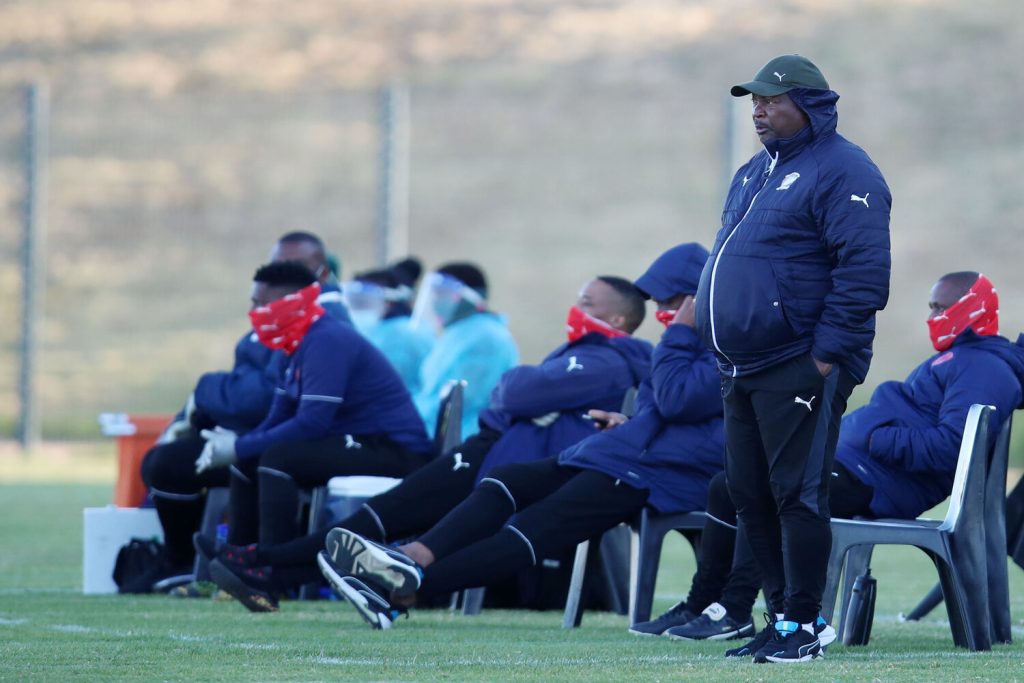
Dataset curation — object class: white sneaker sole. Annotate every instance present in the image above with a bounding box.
[326,529,420,598]
[317,553,392,630]
[667,624,755,641]
[763,642,822,663]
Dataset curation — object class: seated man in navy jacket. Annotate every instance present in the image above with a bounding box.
[205,274,652,611]
[140,232,350,592]
[191,262,432,605]
[633,271,1024,655]
[315,243,726,630]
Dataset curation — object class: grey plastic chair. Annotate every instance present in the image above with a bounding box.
[822,404,998,651]
[902,412,1013,644]
[560,509,706,628]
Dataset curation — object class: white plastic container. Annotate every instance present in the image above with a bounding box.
[324,476,401,524]
[82,506,163,594]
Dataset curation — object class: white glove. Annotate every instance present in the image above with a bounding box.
[195,427,238,474]
[531,411,560,428]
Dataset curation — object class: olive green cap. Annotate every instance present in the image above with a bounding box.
[730,54,830,97]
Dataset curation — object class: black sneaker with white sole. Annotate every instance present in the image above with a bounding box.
[724,613,776,657]
[665,602,754,641]
[318,552,406,630]
[628,601,697,636]
[754,620,821,664]
[323,528,422,599]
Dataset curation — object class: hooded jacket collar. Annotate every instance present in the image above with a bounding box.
[762,87,841,164]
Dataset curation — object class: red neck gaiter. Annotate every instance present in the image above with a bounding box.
[927,274,999,352]
[249,283,325,355]
[655,309,677,328]
[566,305,628,343]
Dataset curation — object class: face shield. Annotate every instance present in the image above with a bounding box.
[342,280,396,335]
[410,272,485,334]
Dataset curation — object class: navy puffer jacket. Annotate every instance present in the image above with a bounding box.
[472,333,653,481]
[836,332,1024,519]
[695,88,891,382]
[557,245,724,514]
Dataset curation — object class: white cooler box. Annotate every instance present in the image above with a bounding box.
[82,506,163,594]
[321,476,402,526]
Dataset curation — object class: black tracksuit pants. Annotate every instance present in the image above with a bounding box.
[685,466,874,619]
[230,433,428,548]
[413,458,649,599]
[141,435,230,567]
[259,428,502,568]
[722,353,857,624]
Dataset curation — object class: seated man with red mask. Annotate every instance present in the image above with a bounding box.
[632,271,1024,657]
[205,272,653,611]
[195,263,433,602]
[314,243,726,630]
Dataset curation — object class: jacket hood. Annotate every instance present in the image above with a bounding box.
[763,88,839,159]
[956,331,1024,410]
[634,243,710,301]
[607,335,655,386]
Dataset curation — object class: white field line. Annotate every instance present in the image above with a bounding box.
[3,608,1024,667]
[0,615,284,652]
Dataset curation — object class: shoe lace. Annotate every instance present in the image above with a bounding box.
[659,601,692,620]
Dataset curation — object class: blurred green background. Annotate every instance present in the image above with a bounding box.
[0,0,1022,446]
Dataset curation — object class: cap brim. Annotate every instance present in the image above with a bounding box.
[730,81,792,97]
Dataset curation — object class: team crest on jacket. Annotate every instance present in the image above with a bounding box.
[931,351,954,367]
[776,172,801,190]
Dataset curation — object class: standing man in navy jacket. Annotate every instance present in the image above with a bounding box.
[694,54,891,662]
[205,275,652,611]
[638,271,1024,648]
[316,243,726,631]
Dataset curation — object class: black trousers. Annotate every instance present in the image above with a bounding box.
[685,465,874,619]
[722,353,857,624]
[230,433,428,547]
[260,428,502,568]
[140,435,230,567]
[415,458,649,599]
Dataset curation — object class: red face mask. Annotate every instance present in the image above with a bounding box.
[249,283,325,355]
[655,309,677,328]
[566,305,627,343]
[927,274,999,352]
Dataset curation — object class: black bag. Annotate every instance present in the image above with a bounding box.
[112,537,165,594]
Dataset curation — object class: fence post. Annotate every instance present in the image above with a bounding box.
[722,95,756,198]
[18,80,48,450]
[374,83,410,267]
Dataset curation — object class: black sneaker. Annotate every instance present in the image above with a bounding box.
[208,559,279,613]
[628,601,697,636]
[724,613,775,657]
[318,552,406,630]
[754,620,821,664]
[323,528,422,599]
[665,602,755,641]
[194,532,259,568]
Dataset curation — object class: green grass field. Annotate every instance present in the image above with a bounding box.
[3,453,1024,681]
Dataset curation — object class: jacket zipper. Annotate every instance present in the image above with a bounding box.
[707,151,778,377]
